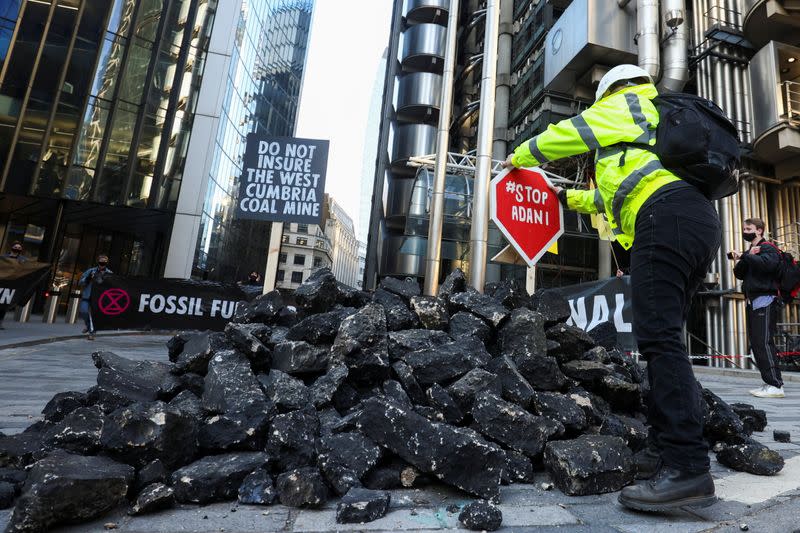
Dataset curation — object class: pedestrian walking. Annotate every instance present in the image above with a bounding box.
[731,217,785,398]
[78,255,112,341]
[503,64,722,511]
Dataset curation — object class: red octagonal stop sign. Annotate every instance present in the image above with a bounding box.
[490,167,564,267]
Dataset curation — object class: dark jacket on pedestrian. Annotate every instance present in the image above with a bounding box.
[733,238,781,300]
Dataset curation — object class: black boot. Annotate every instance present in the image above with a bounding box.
[618,465,716,512]
[634,445,662,480]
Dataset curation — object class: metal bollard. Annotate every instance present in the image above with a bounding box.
[15,298,32,322]
[43,291,61,324]
[66,290,81,324]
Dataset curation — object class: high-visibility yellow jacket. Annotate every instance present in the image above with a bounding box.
[511,83,682,250]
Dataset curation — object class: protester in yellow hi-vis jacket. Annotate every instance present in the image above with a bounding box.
[504,64,722,512]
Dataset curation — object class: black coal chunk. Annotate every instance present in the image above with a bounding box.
[93,351,180,402]
[233,290,284,324]
[86,385,134,414]
[774,430,791,443]
[388,329,451,360]
[702,388,745,444]
[0,467,26,493]
[391,361,426,404]
[238,468,276,505]
[597,413,648,452]
[447,369,502,413]
[276,466,328,508]
[336,283,372,309]
[594,375,641,412]
[502,450,535,483]
[487,279,530,310]
[545,324,596,364]
[336,487,390,524]
[171,452,269,504]
[318,432,382,495]
[410,296,449,330]
[382,380,413,410]
[472,392,563,459]
[448,290,509,328]
[530,392,589,433]
[357,397,505,499]
[459,500,503,531]
[172,332,226,375]
[402,337,490,386]
[715,438,784,475]
[166,331,192,361]
[41,391,88,423]
[543,435,634,495]
[286,307,357,345]
[101,401,198,469]
[438,268,467,303]
[309,364,349,408]
[0,433,46,469]
[271,340,330,374]
[372,289,419,332]
[259,370,311,411]
[498,308,547,359]
[294,269,339,313]
[730,403,768,434]
[588,321,619,351]
[168,390,203,418]
[486,356,536,408]
[134,459,167,493]
[130,483,175,516]
[561,360,612,384]
[7,450,133,533]
[529,288,571,325]
[448,311,492,343]
[43,405,104,454]
[266,408,320,472]
[426,384,464,424]
[177,372,205,396]
[0,481,14,509]
[331,303,390,384]
[224,323,271,372]
[379,276,421,301]
[515,352,567,391]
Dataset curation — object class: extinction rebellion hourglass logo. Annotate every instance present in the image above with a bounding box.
[98,288,130,316]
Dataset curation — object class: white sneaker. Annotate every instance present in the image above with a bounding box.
[751,385,785,398]
[748,385,767,396]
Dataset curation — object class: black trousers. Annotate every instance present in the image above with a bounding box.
[746,300,783,388]
[631,186,721,474]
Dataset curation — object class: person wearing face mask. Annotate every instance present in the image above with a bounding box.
[245,271,262,286]
[78,255,112,341]
[731,217,784,398]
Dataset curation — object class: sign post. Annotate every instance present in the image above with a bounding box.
[490,167,563,268]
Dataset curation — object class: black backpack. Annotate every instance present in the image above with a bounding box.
[645,92,741,200]
[761,242,800,304]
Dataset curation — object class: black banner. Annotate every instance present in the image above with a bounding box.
[235,135,329,224]
[89,275,252,331]
[0,258,51,307]
[558,276,636,352]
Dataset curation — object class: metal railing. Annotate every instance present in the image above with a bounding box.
[784,81,800,124]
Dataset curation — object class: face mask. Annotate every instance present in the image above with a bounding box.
[98,262,107,267]
[743,232,757,242]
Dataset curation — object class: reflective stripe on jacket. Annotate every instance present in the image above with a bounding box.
[511,83,682,249]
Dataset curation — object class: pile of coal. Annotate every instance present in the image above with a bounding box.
[0,268,782,532]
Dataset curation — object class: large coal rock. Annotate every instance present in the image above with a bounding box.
[587,321,619,351]
[448,290,509,329]
[86,385,133,414]
[487,279,530,310]
[41,391,88,423]
[597,414,648,452]
[0,433,45,469]
[530,392,589,434]
[6,450,133,533]
[266,408,320,472]
[472,392,563,459]
[448,311,492,343]
[286,307,357,345]
[294,269,339,314]
[237,468,276,505]
[730,403,768,434]
[543,435,634,496]
[134,459,167,493]
[515,352,567,391]
[498,308,547,359]
[224,323,271,372]
[391,361,426,405]
[336,283,372,309]
[388,329,451,360]
[101,401,198,469]
[309,364,349,408]
[330,303,390,384]
[42,405,104,454]
[171,452,269,504]
[357,397,505,499]
[0,468,26,494]
[561,360,612,385]
[317,432,382,495]
[702,388,745,444]
[0,481,14,509]
[166,331,191,361]
[437,268,467,303]
[130,482,175,516]
[93,351,180,403]
[382,380,413,409]
[486,356,536,408]
[373,288,419,332]
[233,290,284,324]
[593,375,641,412]
[168,390,203,418]
[426,384,464,424]
[545,324,596,364]
[336,487,390,524]
[379,276,421,302]
[276,466,328,508]
[447,369,502,413]
[529,288,571,325]
[271,341,330,374]
[410,296,449,330]
[401,337,490,386]
[502,450,535,483]
[259,370,311,411]
[172,332,226,375]
[715,438,784,475]
[458,500,503,531]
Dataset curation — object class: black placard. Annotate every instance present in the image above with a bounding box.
[0,258,51,307]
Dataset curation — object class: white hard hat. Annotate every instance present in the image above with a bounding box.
[595,64,653,101]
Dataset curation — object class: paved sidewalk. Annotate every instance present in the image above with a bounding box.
[0,314,153,349]
[0,336,798,532]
